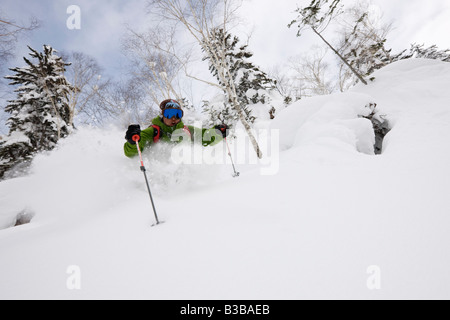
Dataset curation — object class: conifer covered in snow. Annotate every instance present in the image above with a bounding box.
[202,28,277,126]
[0,45,73,180]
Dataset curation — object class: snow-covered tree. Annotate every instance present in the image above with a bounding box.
[0,45,73,180]
[392,44,450,63]
[149,0,264,158]
[201,99,234,127]
[289,0,368,85]
[337,2,394,82]
[202,28,277,126]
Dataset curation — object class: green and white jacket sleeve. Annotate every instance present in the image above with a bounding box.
[187,125,224,146]
[123,119,224,158]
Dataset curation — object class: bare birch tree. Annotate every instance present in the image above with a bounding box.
[92,79,151,127]
[0,13,39,65]
[122,26,190,109]
[267,65,305,103]
[148,0,263,159]
[289,47,335,97]
[1,13,39,135]
[62,51,110,126]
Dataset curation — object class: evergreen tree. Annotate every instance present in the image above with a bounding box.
[202,28,277,126]
[0,45,73,180]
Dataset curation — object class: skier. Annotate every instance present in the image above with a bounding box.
[124,99,229,158]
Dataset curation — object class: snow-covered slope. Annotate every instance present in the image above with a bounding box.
[1,59,450,299]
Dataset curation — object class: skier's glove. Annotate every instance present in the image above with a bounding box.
[215,124,229,138]
[125,124,141,144]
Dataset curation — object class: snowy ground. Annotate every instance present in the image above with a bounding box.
[1,59,450,299]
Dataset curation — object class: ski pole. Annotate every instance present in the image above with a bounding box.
[224,137,240,178]
[132,135,161,226]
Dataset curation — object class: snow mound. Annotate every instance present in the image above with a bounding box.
[272,92,378,154]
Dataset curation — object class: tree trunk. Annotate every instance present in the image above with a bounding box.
[210,35,263,159]
[228,90,263,159]
[312,27,368,85]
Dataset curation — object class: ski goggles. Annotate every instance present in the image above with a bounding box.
[163,108,183,119]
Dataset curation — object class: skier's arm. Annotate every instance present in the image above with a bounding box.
[187,125,225,146]
[123,127,155,157]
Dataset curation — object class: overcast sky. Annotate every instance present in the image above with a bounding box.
[3,0,450,75]
[1,0,450,132]
[241,0,450,67]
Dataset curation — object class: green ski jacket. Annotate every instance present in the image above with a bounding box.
[124,116,223,158]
